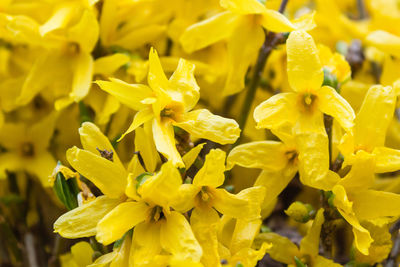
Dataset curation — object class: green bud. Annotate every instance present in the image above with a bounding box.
[294,256,308,267]
[285,201,314,223]
[53,171,80,211]
[323,67,339,91]
[260,225,271,233]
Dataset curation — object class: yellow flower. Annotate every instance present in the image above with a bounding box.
[318,44,351,84]
[60,241,93,267]
[0,113,57,186]
[180,0,315,95]
[255,209,341,266]
[96,48,240,167]
[254,30,354,189]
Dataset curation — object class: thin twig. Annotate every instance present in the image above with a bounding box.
[24,232,39,267]
[357,0,367,19]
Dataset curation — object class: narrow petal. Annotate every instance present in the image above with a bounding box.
[190,208,220,267]
[118,107,154,141]
[317,86,355,131]
[171,184,199,213]
[220,0,267,14]
[67,53,94,105]
[161,211,202,261]
[152,119,184,167]
[130,221,162,265]
[96,201,149,245]
[66,147,127,198]
[300,209,324,257]
[182,143,205,170]
[94,53,130,76]
[352,190,400,221]
[148,48,169,92]
[230,219,262,255]
[174,109,240,145]
[25,152,56,187]
[253,93,298,129]
[314,255,342,267]
[169,58,200,112]
[134,124,161,172]
[78,122,124,169]
[213,186,265,220]
[332,185,373,255]
[287,30,323,92]
[295,113,338,190]
[227,141,289,171]
[193,149,226,188]
[366,30,400,57]
[0,152,22,179]
[29,112,57,150]
[259,10,296,32]
[255,233,300,264]
[374,146,400,173]
[95,78,153,111]
[138,161,182,210]
[354,85,396,151]
[54,196,120,238]
[223,17,264,96]
[180,11,239,53]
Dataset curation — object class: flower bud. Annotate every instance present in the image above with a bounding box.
[285,201,314,223]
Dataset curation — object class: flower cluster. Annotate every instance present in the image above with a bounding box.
[1,0,400,267]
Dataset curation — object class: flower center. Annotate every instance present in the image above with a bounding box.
[149,206,165,222]
[20,142,35,157]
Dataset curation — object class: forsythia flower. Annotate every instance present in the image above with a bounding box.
[254,30,355,189]
[96,48,240,167]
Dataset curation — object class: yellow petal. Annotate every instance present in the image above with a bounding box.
[300,209,324,257]
[259,10,296,32]
[169,58,200,112]
[161,211,202,261]
[148,48,169,93]
[190,207,220,267]
[213,186,265,220]
[180,11,239,53]
[316,86,355,131]
[95,78,153,111]
[25,151,56,187]
[68,9,99,53]
[152,119,184,168]
[182,143,205,170]
[0,152,22,179]
[295,113,338,190]
[130,221,162,265]
[171,184,199,213]
[352,190,400,221]
[134,124,161,173]
[174,109,240,145]
[314,255,342,267]
[374,146,400,173]
[78,122,124,169]
[230,219,262,255]
[366,30,400,57]
[354,85,396,151]
[67,53,94,105]
[291,11,316,31]
[70,242,94,267]
[332,185,373,255]
[255,168,297,210]
[338,150,375,191]
[94,53,130,76]
[96,201,149,245]
[286,30,323,92]
[227,141,289,171]
[223,17,264,96]
[253,92,298,129]
[255,232,300,264]
[54,196,120,238]
[111,24,166,51]
[193,149,226,188]
[138,161,182,210]
[66,147,127,198]
[29,112,57,150]
[39,3,75,36]
[220,0,267,14]
[118,107,154,141]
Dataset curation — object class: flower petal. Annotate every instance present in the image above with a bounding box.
[134,124,161,172]
[130,221,162,265]
[227,141,289,171]
[255,233,300,264]
[54,196,120,238]
[259,9,296,32]
[96,201,149,245]
[374,146,400,173]
[366,30,400,57]
[287,30,323,92]
[253,93,298,129]
[172,184,199,213]
[220,0,267,14]
[118,107,154,141]
[193,149,226,188]
[66,147,127,198]
[161,211,202,261]
[317,85,355,131]
[300,208,324,257]
[180,11,239,53]
[182,143,205,170]
[95,78,153,111]
[354,85,396,151]
[174,109,240,145]
[152,119,184,167]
